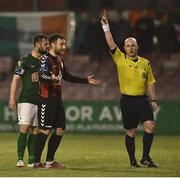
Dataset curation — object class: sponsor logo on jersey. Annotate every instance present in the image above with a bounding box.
[30,65,36,68]
[31,72,39,82]
[40,66,48,72]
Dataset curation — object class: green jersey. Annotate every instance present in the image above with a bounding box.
[14,53,39,105]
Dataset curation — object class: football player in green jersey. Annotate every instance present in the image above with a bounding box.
[8,34,49,168]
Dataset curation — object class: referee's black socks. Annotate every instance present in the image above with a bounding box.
[142,132,154,159]
[125,135,136,162]
[46,133,63,162]
[35,132,48,163]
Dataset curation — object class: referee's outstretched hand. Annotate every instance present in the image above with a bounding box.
[101,16,108,25]
[87,75,101,85]
[101,9,108,25]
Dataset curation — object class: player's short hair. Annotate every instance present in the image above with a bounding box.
[49,33,65,45]
[33,34,48,46]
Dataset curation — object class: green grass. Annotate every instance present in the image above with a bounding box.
[0,133,180,177]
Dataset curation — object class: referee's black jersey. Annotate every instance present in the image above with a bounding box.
[39,53,88,98]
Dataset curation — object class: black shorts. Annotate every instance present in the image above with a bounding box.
[120,95,154,130]
[38,96,66,130]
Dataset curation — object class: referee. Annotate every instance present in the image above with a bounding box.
[101,14,158,168]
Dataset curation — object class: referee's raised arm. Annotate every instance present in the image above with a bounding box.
[101,12,116,50]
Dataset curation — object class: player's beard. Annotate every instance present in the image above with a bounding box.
[38,48,47,55]
[55,49,64,56]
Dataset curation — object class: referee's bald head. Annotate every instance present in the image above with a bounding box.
[124,37,138,46]
[124,37,138,58]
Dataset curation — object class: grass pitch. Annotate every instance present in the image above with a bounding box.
[0,133,180,177]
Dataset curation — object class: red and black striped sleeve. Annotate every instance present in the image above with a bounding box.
[62,63,88,84]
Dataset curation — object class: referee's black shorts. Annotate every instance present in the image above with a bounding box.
[120,94,154,130]
[38,96,66,130]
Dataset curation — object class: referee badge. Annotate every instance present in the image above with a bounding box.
[142,69,148,79]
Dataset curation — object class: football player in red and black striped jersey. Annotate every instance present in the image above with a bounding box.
[34,33,101,169]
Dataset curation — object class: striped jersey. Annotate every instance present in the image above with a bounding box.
[39,53,88,98]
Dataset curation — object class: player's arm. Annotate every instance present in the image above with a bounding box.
[63,64,101,85]
[8,58,27,110]
[8,74,21,110]
[101,12,117,50]
[147,83,158,111]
